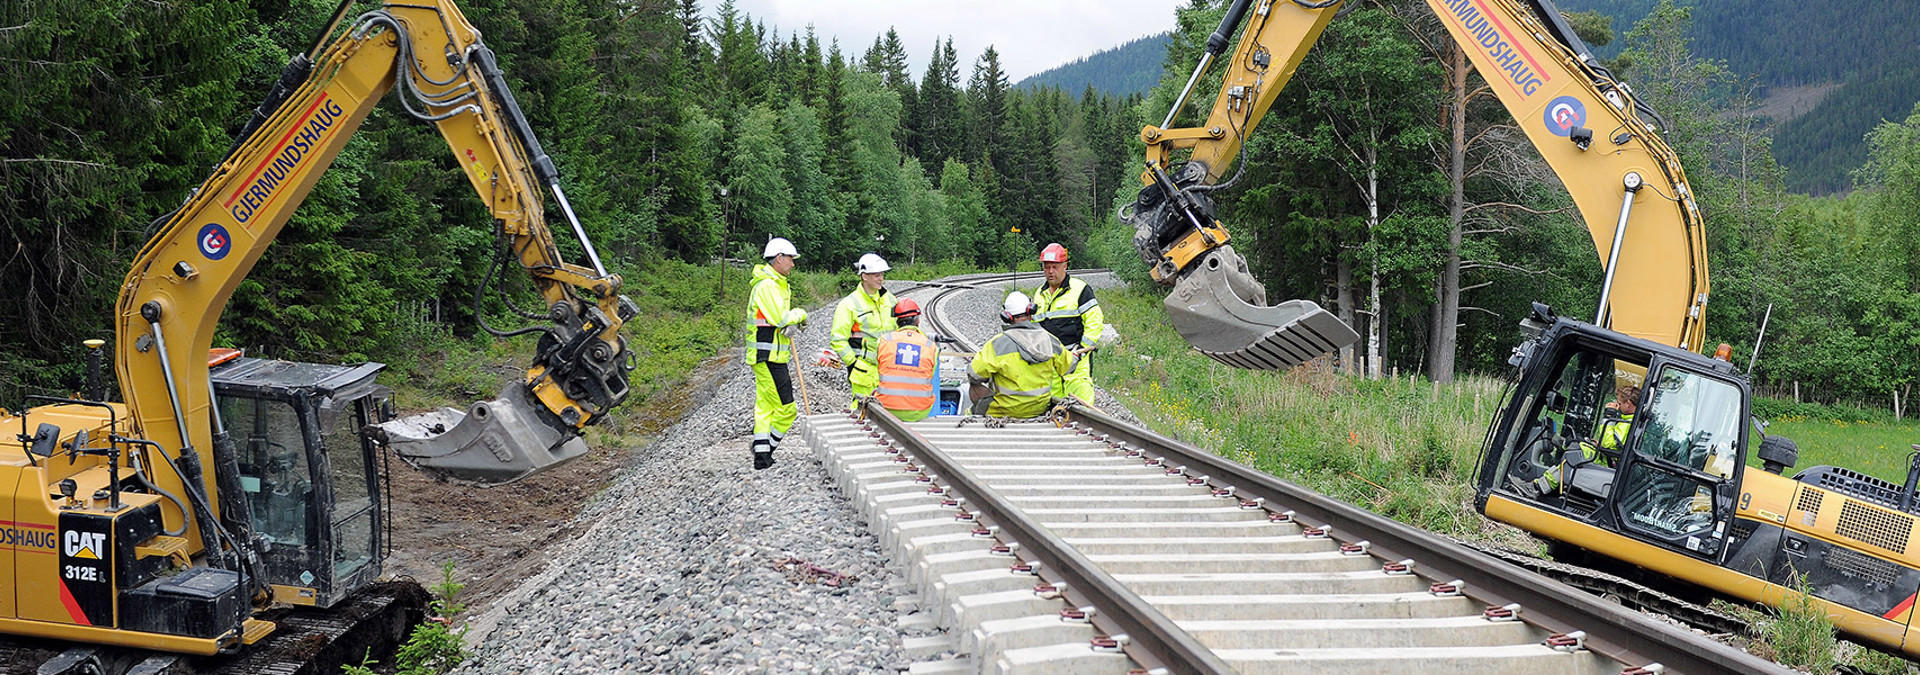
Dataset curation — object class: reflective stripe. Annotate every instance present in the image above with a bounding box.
[752,342,790,354]
[878,374,930,384]
[754,319,775,326]
[1036,299,1097,321]
[769,429,785,441]
[876,386,928,397]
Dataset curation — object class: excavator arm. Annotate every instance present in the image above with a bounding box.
[1128,0,1709,368]
[115,0,633,528]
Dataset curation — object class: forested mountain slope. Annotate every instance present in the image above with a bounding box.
[1016,33,1171,96]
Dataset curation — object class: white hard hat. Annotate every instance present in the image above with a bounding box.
[855,253,890,274]
[763,237,799,259]
[1002,291,1034,318]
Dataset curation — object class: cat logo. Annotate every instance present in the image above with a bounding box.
[64,531,106,560]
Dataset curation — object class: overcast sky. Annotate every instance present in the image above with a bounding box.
[709,1,1181,83]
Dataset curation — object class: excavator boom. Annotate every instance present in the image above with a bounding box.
[119,0,632,495]
[1128,0,1709,369]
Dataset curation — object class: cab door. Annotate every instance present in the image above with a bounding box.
[1607,358,1745,561]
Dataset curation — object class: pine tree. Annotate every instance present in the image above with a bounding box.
[967,46,1010,164]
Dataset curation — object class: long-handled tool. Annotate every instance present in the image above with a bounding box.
[793,348,813,415]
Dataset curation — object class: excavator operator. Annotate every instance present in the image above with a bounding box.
[1517,385,1639,499]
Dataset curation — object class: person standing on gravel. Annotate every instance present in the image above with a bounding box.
[968,292,1073,418]
[1032,243,1106,404]
[872,299,940,421]
[830,253,898,410]
[749,237,807,470]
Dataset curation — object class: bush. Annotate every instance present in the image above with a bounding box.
[1754,396,1897,425]
[343,560,468,675]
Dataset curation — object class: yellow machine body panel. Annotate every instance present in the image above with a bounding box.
[1489,492,1920,654]
[1,405,228,653]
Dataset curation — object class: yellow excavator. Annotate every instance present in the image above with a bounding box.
[0,0,630,670]
[1126,0,1705,371]
[1131,0,1920,660]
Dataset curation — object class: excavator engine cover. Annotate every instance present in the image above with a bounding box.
[369,383,588,486]
[1163,245,1359,370]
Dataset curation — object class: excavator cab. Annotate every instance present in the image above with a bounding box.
[211,356,388,607]
[1478,304,1744,562]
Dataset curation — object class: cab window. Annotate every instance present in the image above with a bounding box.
[1633,367,1741,478]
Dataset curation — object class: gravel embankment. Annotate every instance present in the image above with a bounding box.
[455,273,1131,674]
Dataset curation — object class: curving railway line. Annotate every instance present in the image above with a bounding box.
[798,271,1787,674]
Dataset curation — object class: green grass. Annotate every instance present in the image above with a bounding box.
[1758,417,1920,484]
[1093,287,1528,547]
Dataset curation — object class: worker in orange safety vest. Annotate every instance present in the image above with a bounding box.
[872,298,940,421]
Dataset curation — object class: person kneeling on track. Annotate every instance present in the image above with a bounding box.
[967,292,1074,419]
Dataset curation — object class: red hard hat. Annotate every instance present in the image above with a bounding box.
[893,298,921,319]
[1040,243,1068,263]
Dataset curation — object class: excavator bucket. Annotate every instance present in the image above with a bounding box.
[1164,246,1360,370]
[367,382,588,486]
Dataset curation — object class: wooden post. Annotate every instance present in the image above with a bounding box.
[1794,381,1800,404]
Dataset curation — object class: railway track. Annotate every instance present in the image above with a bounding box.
[796,271,1787,674]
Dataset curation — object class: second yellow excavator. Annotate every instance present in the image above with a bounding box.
[1126,0,1706,370]
[1130,0,1920,660]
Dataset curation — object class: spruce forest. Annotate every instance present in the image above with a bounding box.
[2,0,1917,414]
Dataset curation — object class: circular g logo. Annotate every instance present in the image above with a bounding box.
[1543,96,1586,137]
[198,223,231,261]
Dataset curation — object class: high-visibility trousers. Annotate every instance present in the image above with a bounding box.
[1060,352,1094,404]
[847,360,878,411]
[753,361,795,453]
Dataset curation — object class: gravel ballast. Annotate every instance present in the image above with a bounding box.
[455,273,1128,674]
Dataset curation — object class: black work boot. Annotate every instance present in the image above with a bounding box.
[753,450,775,470]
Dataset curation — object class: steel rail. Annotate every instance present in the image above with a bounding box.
[861,401,1234,675]
[1059,400,1790,675]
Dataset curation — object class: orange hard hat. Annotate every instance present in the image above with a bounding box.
[893,298,921,319]
[1040,243,1068,263]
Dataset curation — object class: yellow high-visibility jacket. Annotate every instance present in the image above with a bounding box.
[969,323,1072,418]
[1033,275,1105,348]
[748,264,804,364]
[830,286,897,385]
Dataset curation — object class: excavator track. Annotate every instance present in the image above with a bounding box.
[1461,540,1749,637]
[1,581,429,675]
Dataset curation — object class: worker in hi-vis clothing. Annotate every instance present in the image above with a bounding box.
[1032,243,1106,404]
[830,253,898,410]
[873,299,939,421]
[1516,385,1640,498]
[748,238,807,470]
[968,292,1073,419]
